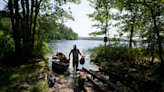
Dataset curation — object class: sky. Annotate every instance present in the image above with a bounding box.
[62,0,119,37]
[0,0,6,10]
[62,1,98,37]
[0,0,119,37]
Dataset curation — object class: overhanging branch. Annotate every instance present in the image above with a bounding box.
[3,0,7,4]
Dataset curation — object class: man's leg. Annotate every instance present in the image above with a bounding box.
[76,61,78,71]
[73,61,75,71]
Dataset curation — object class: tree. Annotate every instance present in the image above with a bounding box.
[109,0,164,68]
[7,0,80,58]
[142,0,164,69]
[87,0,112,37]
[111,0,143,48]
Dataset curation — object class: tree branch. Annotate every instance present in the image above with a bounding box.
[8,0,15,31]
[30,0,34,37]
[143,0,150,8]
[3,0,7,4]
[31,0,42,51]
[26,0,30,43]
[21,0,26,42]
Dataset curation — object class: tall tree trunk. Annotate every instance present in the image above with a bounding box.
[26,0,30,44]
[105,2,108,61]
[129,25,134,48]
[14,0,21,57]
[143,0,163,69]
[151,11,163,69]
[30,0,34,39]
[151,41,155,65]
[151,29,155,65]
[8,0,15,34]
[151,9,164,91]
[21,0,26,43]
[26,0,31,56]
[151,47,154,64]
[31,0,42,54]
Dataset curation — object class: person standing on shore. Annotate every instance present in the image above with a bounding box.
[69,45,83,71]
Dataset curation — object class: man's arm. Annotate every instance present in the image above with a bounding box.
[78,50,83,57]
[69,50,72,60]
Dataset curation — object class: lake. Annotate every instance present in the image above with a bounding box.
[46,40,106,86]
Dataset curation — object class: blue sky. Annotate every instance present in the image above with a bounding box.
[0,0,6,10]
[0,0,118,37]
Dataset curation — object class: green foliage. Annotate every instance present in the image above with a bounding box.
[0,59,49,92]
[0,16,15,63]
[87,0,112,36]
[0,0,80,63]
[0,17,12,34]
[0,31,14,58]
[89,39,163,91]
[37,15,78,40]
[87,0,164,49]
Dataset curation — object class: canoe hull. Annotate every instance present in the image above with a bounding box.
[52,61,69,73]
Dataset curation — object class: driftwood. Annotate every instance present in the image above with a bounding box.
[82,67,124,92]
[99,68,140,92]
[78,71,107,92]
[86,75,107,92]
[99,68,132,83]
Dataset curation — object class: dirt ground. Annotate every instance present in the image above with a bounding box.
[48,62,136,92]
[48,71,99,92]
[48,69,101,92]
[49,80,99,92]
[48,72,133,92]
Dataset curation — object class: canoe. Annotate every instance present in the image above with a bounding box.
[52,60,69,73]
[52,54,69,73]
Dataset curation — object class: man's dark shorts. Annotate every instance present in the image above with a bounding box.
[73,61,78,67]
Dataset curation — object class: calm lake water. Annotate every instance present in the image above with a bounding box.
[46,40,105,86]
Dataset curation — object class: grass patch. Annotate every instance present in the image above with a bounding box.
[0,58,50,92]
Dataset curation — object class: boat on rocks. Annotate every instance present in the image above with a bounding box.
[52,52,69,73]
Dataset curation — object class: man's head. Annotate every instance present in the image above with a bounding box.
[73,45,76,50]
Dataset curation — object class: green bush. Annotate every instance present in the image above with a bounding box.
[0,31,15,62]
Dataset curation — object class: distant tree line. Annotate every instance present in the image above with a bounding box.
[78,37,140,42]
[47,24,78,40]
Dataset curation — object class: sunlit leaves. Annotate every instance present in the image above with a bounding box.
[87,0,112,36]
[40,0,81,24]
[89,31,105,36]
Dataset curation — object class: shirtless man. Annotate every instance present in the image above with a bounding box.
[69,45,83,71]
